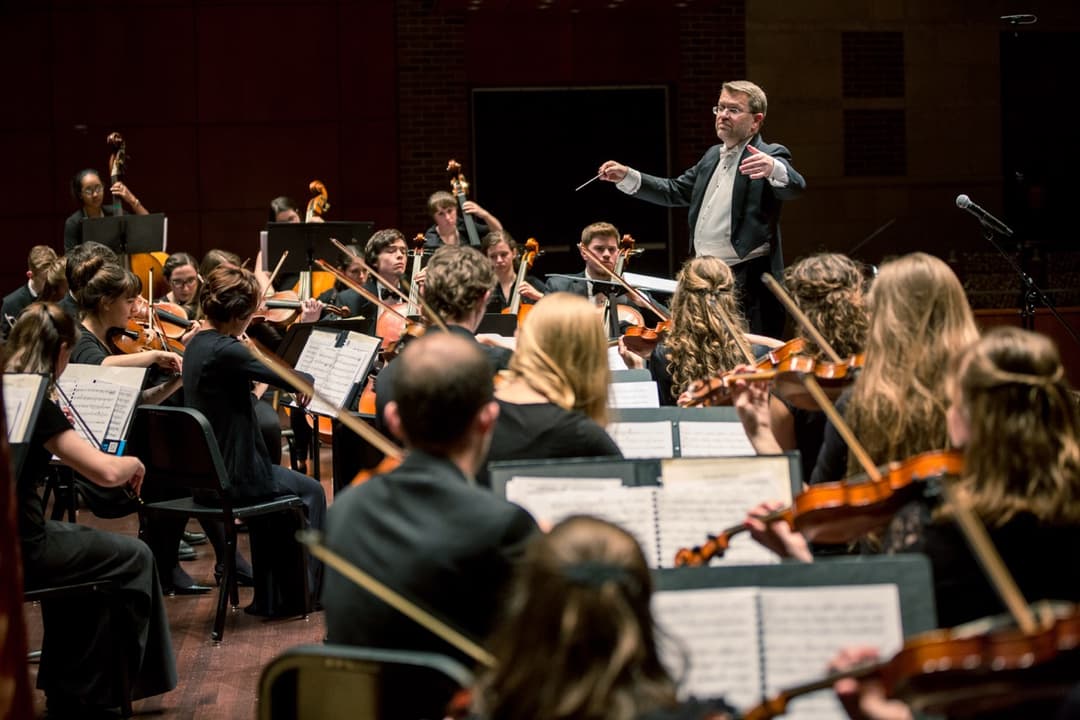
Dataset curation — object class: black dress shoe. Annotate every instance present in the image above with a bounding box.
[178,539,197,561]
[182,530,208,546]
[164,583,214,596]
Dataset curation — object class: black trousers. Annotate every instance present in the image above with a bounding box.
[732,254,786,339]
[24,521,177,706]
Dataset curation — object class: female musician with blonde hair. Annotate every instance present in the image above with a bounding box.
[476,515,734,720]
[482,293,621,485]
[622,256,753,406]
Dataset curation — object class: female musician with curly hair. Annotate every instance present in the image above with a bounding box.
[768,253,869,480]
[476,515,735,720]
[482,293,621,485]
[621,256,754,406]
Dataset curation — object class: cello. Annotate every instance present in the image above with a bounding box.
[501,237,542,323]
[447,160,481,247]
[296,180,335,301]
[612,234,645,327]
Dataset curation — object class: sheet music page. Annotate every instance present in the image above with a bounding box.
[656,458,794,567]
[607,345,629,371]
[2,374,46,444]
[57,364,147,451]
[653,587,763,710]
[608,381,660,409]
[294,330,379,416]
[759,585,903,720]
[606,421,674,458]
[678,421,755,457]
[506,478,659,563]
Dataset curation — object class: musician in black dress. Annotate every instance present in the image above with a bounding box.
[63,168,148,252]
[183,265,327,613]
[7,303,176,716]
[480,231,546,314]
[422,190,502,248]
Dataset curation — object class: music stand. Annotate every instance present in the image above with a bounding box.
[81,213,167,255]
[263,222,375,275]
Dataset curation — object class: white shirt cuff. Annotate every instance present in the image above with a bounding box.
[767,159,789,187]
[617,168,642,194]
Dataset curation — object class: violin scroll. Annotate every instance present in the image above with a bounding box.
[306,180,330,222]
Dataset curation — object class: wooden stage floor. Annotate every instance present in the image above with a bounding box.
[24,446,337,720]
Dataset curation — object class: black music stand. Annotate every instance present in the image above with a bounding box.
[264,222,375,275]
[81,213,167,255]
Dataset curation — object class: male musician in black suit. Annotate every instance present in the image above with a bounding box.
[374,244,511,431]
[600,80,806,338]
[545,221,649,339]
[422,191,503,249]
[323,332,538,665]
[1,245,56,339]
[334,228,409,334]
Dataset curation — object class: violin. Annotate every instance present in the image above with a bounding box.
[501,237,542,323]
[447,159,481,247]
[152,301,193,339]
[108,319,185,356]
[622,319,672,356]
[253,291,347,325]
[681,349,864,411]
[743,602,1080,719]
[674,450,963,566]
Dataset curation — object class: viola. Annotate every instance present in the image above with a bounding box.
[674,450,963,566]
[446,159,481,247]
[501,237,542,323]
[742,602,1080,720]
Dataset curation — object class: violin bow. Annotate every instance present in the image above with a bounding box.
[760,273,844,364]
[314,258,408,322]
[244,337,404,462]
[706,295,756,366]
[577,242,671,322]
[265,250,290,297]
[297,530,496,668]
[330,239,450,333]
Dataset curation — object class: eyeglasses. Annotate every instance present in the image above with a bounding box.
[170,277,198,288]
[712,104,749,117]
[81,185,104,197]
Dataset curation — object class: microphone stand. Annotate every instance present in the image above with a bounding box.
[979,226,1080,348]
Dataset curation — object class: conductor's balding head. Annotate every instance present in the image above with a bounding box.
[385,333,499,459]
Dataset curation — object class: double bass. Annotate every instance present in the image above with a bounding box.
[447,160,481,247]
[107,132,168,301]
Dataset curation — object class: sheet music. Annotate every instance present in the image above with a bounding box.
[759,585,902,720]
[653,587,763,710]
[3,374,47,444]
[606,421,674,458]
[658,458,794,567]
[293,329,380,416]
[506,477,659,559]
[57,364,146,452]
[608,345,629,371]
[678,421,755,457]
[608,381,660,408]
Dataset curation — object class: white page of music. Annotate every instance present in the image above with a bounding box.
[759,585,903,720]
[678,421,755,457]
[653,587,763,710]
[607,345,629,371]
[608,381,660,409]
[57,365,146,449]
[3,374,46,444]
[506,477,659,562]
[657,457,793,567]
[606,421,674,458]
[293,330,379,416]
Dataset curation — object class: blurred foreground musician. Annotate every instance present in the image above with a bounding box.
[323,333,538,664]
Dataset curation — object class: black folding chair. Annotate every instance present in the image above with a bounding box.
[257,644,473,720]
[128,405,309,641]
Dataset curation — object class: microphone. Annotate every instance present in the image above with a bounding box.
[1000,14,1037,24]
[955,194,1014,238]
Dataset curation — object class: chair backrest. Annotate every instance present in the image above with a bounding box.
[127,405,231,495]
[257,644,473,720]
